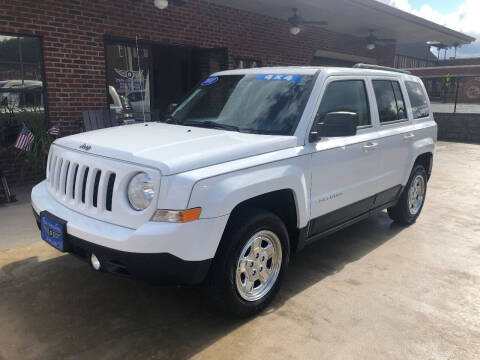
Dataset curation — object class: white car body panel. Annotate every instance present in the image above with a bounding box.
[308,133,382,220]
[188,153,311,227]
[55,122,297,175]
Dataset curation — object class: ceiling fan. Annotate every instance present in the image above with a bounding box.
[154,0,186,10]
[365,29,395,50]
[288,8,328,35]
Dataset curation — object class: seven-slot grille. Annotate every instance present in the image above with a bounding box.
[47,152,116,212]
[46,144,160,229]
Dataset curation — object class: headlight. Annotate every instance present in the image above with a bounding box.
[127,172,154,211]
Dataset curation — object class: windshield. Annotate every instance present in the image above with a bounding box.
[169,74,316,135]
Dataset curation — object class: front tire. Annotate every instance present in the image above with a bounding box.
[207,208,290,317]
[388,164,427,225]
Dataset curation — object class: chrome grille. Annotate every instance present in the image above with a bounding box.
[46,144,160,229]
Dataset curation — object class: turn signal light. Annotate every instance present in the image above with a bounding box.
[151,208,201,223]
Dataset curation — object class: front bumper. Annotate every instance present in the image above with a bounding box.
[33,210,210,284]
[31,181,229,284]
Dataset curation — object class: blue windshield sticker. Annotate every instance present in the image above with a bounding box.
[201,76,219,86]
[256,74,302,83]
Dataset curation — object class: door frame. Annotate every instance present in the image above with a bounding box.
[367,75,415,192]
[305,75,383,237]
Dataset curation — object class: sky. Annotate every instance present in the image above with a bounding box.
[378,0,480,58]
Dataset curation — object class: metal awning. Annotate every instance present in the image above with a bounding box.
[208,0,475,46]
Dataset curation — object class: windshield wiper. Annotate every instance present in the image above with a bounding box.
[181,120,242,132]
[162,114,179,124]
[241,128,283,135]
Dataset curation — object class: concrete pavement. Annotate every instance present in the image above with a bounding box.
[0,141,479,359]
[0,185,41,250]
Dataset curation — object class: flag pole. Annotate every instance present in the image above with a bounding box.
[135,35,147,125]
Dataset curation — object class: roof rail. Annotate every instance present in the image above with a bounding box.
[353,63,411,74]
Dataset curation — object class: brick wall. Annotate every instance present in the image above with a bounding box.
[0,0,395,186]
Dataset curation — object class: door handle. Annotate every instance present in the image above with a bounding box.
[404,133,415,141]
[362,142,378,152]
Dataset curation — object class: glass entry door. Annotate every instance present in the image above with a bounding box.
[105,41,152,122]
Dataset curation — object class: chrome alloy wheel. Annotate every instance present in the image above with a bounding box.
[235,230,282,302]
[408,174,425,215]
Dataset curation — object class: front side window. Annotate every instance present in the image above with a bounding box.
[171,74,316,135]
[0,34,46,147]
[373,80,407,123]
[315,80,371,127]
[405,81,430,119]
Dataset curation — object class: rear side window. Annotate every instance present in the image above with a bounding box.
[316,80,371,127]
[405,81,430,119]
[372,80,407,123]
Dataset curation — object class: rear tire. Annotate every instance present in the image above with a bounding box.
[388,164,427,225]
[206,208,290,317]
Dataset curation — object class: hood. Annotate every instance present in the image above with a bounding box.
[54,123,297,175]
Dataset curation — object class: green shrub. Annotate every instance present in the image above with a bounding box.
[8,111,57,171]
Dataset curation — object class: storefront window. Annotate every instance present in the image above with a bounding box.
[0,34,46,147]
[105,42,152,122]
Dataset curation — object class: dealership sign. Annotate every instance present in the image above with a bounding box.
[114,68,145,94]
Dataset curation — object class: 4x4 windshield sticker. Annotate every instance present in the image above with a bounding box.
[201,76,219,86]
[256,74,302,83]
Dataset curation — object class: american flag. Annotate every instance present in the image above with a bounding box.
[48,123,60,136]
[14,125,35,151]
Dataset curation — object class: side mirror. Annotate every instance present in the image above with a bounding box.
[167,103,178,114]
[310,112,358,141]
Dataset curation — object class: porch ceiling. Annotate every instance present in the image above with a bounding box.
[208,0,475,46]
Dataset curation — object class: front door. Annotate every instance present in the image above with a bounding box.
[308,77,381,236]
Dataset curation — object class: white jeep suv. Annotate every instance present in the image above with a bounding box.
[32,65,436,316]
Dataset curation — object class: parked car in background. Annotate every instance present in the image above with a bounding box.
[0,80,44,112]
[32,65,436,316]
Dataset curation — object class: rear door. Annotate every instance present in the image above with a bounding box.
[307,76,382,236]
[369,77,412,206]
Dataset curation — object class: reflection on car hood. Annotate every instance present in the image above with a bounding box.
[54,122,297,175]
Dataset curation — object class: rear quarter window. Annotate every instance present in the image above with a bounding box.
[405,81,430,119]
